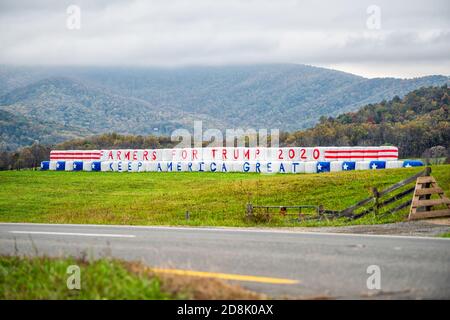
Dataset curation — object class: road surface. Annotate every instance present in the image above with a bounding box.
[0,222,449,299]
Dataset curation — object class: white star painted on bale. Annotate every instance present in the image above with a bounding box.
[371,163,378,169]
[91,163,95,169]
[405,164,412,168]
[343,163,349,170]
[317,163,322,171]
[56,163,60,168]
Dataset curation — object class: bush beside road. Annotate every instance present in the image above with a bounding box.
[0,255,262,300]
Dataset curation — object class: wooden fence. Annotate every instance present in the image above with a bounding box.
[246,167,432,221]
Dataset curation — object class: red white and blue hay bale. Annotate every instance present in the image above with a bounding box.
[41,147,423,174]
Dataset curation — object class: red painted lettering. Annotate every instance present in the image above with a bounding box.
[300,148,306,160]
[288,148,295,159]
[243,149,250,160]
[233,149,239,160]
[313,148,320,160]
[278,149,283,160]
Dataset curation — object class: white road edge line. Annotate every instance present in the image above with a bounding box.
[1,222,449,241]
[9,231,136,238]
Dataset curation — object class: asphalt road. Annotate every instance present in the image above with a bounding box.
[0,223,449,299]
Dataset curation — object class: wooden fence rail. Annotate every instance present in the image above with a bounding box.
[246,167,432,222]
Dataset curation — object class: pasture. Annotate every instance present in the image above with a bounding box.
[0,165,449,227]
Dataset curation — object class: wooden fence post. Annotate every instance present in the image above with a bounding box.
[246,203,253,217]
[372,187,380,217]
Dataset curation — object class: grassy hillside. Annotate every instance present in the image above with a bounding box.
[0,108,89,151]
[285,85,450,157]
[1,166,448,227]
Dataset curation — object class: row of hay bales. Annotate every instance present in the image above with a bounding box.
[41,159,423,173]
[49,146,399,162]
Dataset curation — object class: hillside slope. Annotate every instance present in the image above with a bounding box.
[0,64,448,150]
[284,85,450,157]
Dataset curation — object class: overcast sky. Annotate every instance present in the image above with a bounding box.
[0,0,449,78]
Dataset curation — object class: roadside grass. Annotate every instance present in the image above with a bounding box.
[439,232,450,238]
[0,255,263,300]
[0,165,448,227]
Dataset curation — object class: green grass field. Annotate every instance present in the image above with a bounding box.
[0,165,449,227]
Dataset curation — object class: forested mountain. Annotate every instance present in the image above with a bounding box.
[1,85,449,170]
[0,64,448,150]
[283,85,450,157]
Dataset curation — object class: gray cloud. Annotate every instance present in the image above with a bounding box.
[0,0,449,78]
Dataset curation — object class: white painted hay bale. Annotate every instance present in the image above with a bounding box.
[144,149,163,161]
[284,148,300,161]
[49,161,57,170]
[83,161,92,171]
[204,161,221,172]
[64,161,73,171]
[253,147,267,161]
[330,161,344,172]
[117,161,129,173]
[355,161,371,170]
[203,147,226,161]
[291,162,305,173]
[324,147,339,162]
[240,148,253,161]
[304,161,318,173]
[313,147,326,161]
[219,161,233,172]
[162,149,176,161]
[108,161,119,172]
[228,147,244,161]
[99,150,109,161]
[101,161,113,172]
[258,161,277,174]
[363,147,379,161]
[378,146,399,161]
[385,160,403,169]
[155,161,168,172]
[48,160,57,170]
[350,147,365,161]
[302,148,322,162]
[146,162,158,172]
[330,147,352,161]
[128,161,145,172]
[241,161,258,173]
[266,148,280,162]
[277,162,292,173]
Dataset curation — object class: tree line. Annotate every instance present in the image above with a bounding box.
[1,85,449,170]
[281,85,450,158]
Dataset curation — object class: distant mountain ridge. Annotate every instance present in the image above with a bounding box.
[0,64,448,150]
